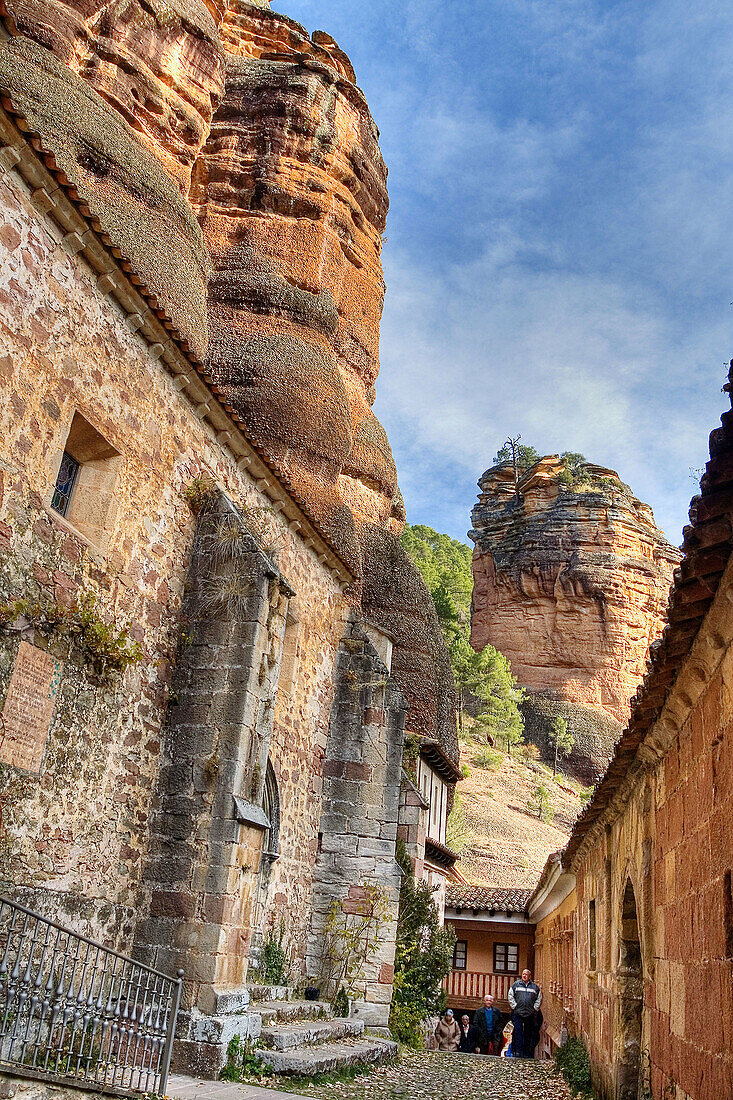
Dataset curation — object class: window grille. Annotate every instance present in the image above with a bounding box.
[0,895,182,1096]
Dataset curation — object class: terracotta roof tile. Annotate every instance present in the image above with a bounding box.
[446,885,532,913]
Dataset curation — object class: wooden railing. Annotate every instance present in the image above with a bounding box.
[442,970,513,1004]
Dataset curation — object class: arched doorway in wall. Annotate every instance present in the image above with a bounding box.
[249,759,281,969]
[616,879,644,1100]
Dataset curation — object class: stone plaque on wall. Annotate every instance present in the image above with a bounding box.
[1,641,63,773]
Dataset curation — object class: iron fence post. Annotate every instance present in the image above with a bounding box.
[158,969,183,1098]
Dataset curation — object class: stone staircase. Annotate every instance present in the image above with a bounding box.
[249,987,397,1076]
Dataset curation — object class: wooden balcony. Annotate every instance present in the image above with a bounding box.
[442,969,514,1010]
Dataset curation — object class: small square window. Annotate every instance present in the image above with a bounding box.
[493,942,519,974]
[452,940,467,970]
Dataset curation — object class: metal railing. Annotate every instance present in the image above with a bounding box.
[443,969,513,1004]
[0,896,183,1096]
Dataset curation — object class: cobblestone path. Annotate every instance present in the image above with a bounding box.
[170,1052,575,1100]
[280,1051,573,1100]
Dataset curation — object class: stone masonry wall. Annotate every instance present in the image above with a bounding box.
[0,1071,97,1100]
[0,165,348,957]
[537,612,733,1099]
[306,621,407,1029]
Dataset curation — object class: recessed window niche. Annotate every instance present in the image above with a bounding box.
[50,411,121,552]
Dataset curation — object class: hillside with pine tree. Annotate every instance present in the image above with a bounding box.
[401,522,589,888]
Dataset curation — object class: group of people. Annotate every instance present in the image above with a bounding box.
[433,970,542,1059]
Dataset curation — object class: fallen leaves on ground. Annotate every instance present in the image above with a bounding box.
[264,1050,575,1100]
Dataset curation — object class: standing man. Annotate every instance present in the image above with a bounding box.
[472,992,502,1054]
[507,969,542,1058]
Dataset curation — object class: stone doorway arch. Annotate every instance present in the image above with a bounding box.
[616,878,643,1100]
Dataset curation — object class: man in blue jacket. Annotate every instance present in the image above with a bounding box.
[508,969,542,1058]
[472,992,502,1054]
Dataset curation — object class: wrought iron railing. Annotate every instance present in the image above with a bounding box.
[0,896,183,1096]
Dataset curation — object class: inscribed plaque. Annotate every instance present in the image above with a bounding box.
[1,641,63,773]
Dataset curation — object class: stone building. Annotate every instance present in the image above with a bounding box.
[528,370,733,1100]
[470,456,680,781]
[0,0,457,1075]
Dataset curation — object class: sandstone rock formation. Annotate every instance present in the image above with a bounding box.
[470,456,680,779]
[195,0,396,567]
[0,0,456,759]
[192,1,454,757]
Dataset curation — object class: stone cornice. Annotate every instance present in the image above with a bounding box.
[527,852,576,923]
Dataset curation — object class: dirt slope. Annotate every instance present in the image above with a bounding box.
[452,731,587,890]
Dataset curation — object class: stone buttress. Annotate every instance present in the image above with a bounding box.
[306,620,407,1031]
[134,489,293,1075]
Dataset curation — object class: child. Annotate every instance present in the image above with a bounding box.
[500,1021,514,1058]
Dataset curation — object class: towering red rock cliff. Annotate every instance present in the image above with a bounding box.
[470,456,679,779]
[192,1,455,758]
[0,0,456,759]
[196,0,397,569]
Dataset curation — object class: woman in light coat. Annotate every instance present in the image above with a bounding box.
[434,1009,461,1051]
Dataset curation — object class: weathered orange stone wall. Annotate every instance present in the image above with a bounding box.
[534,600,733,1100]
[0,165,347,968]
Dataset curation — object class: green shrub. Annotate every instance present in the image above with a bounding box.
[388,999,426,1048]
[0,592,142,678]
[220,1035,267,1081]
[332,986,349,1018]
[389,841,454,1048]
[472,747,502,770]
[555,1035,593,1095]
[262,925,287,986]
[527,783,554,822]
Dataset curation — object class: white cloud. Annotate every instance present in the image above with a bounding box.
[375,244,729,544]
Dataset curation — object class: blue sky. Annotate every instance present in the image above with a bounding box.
[280,0,733,546]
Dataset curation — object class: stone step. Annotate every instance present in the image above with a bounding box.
[260,1017,364,1051]
[257,1000,333,1026]
[246,984,291,1003]
[259,1036,397,1076]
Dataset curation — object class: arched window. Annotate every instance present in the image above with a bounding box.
[262,759,280,861]
[617,878,643,1100]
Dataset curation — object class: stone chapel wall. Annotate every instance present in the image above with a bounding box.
[533,569,733,1100]
[0,163,348,959]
